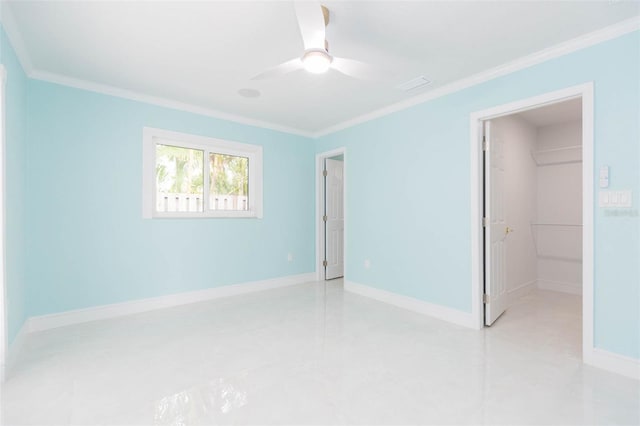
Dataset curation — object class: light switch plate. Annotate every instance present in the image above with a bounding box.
[599,190,632,207]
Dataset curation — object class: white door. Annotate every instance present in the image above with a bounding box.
[484,121,508,325]
[324,158,344,279]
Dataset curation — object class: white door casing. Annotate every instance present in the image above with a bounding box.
[470,84,620,376]
[0,65,6,381]
[484,120,508,325]
[324,158,344,280]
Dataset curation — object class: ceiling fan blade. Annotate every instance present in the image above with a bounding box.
[251,58,303,80]
[294,1,326,50]
[331,57,389,81]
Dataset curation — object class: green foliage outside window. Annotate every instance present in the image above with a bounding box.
[210,153,249,197]
[155,144,204,195]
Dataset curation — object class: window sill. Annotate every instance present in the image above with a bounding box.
[151,211,262,219]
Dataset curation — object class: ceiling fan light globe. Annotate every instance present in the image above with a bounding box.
[302,50,332,74]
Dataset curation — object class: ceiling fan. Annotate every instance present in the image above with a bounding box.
[251,1,385,81]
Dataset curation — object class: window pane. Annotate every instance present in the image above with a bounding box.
[155,144,204,212]
[209,153,249,211]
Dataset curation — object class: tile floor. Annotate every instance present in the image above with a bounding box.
[1,280,639,425]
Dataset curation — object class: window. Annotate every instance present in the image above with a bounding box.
[143,127,262,218]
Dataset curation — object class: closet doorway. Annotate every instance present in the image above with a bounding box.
[470,84,594,361]
[485,98,584,325]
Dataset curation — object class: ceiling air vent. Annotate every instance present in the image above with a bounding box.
[396,76,432,92]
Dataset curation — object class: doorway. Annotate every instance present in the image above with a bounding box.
[470,83,594,361]
[316,148,345,281]
[483,98,584,326]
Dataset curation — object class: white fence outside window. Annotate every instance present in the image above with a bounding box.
[156,193,248,213]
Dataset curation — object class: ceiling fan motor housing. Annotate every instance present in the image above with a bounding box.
[302,49,333,73]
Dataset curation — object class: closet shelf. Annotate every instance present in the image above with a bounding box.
[531,145,582,166]
[530,222,582,261]
[530,223,582,227]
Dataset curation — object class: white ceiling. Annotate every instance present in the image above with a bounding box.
[2,1,639,136]
[516,98,582,128]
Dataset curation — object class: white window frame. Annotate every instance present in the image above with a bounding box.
[142,127,263,219]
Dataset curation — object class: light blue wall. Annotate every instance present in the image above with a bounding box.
[2,21,638,361]
[317,31,640,359]
[0,26,29,344]
[23,81,315,317]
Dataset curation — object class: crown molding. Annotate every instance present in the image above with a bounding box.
[313,16,640,138]
[0,2,34,75]
[2,1,638,140]
[1,2,313,138]
[29,70,315,138]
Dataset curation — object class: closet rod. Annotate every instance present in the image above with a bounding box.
[530,223,582,226]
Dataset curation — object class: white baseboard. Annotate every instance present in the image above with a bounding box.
[537,279,582,295]
[584,347,640,380]
[26,273,316,333]
[10,274,637,383]
[507,280,537,305]
[344,280,476,329]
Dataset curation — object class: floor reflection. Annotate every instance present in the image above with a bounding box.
[154,375,248,425]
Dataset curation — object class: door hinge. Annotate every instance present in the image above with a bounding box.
[323,260,328,267]
[482,137,488,152]
[483,294,489,304]
[323,169,328,177]
[482,217,487,227]
[323,215,328,222]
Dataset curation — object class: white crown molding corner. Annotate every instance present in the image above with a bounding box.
[28,69,316,139]
[314,16,640,138]
[584,348,640,380]
[0,2,34,75]
[344,280,476,329]
[25,273,316,333]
